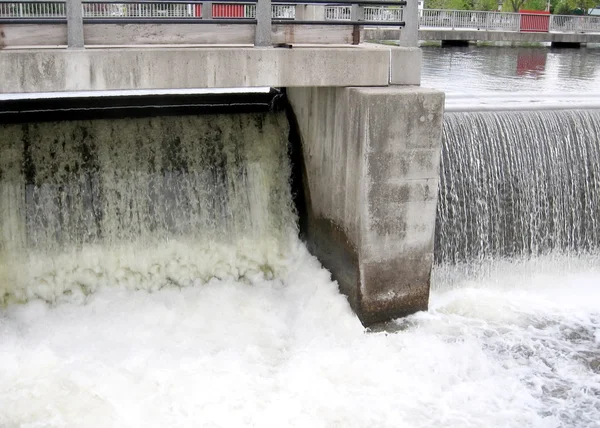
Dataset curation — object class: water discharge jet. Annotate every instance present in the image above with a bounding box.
[0,101,296,304]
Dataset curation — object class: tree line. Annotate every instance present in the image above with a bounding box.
[424,0,598,14]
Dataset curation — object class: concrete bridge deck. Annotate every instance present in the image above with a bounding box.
[0,44,422,93]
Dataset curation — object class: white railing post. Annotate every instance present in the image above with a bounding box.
[485,11,490,30]
[255,0,272,46]
[202,1,212,19]
[296,4,325,20]
[399,0,418,46]
[66,0,84,48]
[350,3,364,20]
[451,10,456,29]
[517,12,522,32]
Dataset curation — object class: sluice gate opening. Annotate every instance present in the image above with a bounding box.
[0,91,298,304]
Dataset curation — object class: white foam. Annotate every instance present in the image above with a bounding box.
[445,92,600,112]
[1,244,599,428]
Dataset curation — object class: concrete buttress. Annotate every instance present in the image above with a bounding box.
[288,86,445,325]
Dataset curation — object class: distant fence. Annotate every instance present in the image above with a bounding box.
[420,9,600,34]
[1,2,599,35]
[2,3,597,34]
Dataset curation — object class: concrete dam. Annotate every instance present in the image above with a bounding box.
[0,87,444,326]
[3,89,599,328]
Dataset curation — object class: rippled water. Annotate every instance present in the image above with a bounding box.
[422,45,600,95]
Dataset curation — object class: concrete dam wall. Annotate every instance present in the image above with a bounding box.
[0,89,445,326]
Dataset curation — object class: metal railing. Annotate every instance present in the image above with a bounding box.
[243,3,295,19]
[0,0,64,17]
[324,5,350,20]
[324,5,402,21]
[2,3,598,34]
[83,2,194,17]
[0,0,409,48]
[550,14,600,33]
[0,0,405,21]
[364,5,402,21]
[419,9,600,34]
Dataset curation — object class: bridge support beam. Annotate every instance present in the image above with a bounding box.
[255,0,272,47]
[398,0,418,47]
[288,86,444,326]
[66,0,84,48]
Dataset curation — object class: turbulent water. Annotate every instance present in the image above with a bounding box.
[0,113,295,303]
[1,246,599,428]
[1,101,600,426]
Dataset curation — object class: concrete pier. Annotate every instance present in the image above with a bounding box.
[288,86,444,325]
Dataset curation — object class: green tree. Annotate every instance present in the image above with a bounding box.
[503,0,527,11]
[424,0,477,9]
[474,0,499,10]
[554,0,595,13]
[522,0,548,10]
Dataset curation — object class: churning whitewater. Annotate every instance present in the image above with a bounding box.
[1,246,599,428]
[1,106,600,427]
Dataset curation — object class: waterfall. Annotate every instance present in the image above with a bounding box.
[0,113,296,303]
[435,109,600,266]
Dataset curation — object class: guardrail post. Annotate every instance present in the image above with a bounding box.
[451,10,456,29]
[255,0,272,46]
[399,0,418,46]
[66,0,84,48]
[202,1,213,19]
[485,11,490,30]
[351,3,364,44]
[295,5,325,20]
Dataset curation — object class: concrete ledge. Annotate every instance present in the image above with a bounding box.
[420,29,600,43]
[288,86,444,326]
[363,27,600,44]
[390,46,422,86]
[0,23,356,48]
[0,47,391,93]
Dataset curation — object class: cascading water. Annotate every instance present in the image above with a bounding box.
[435,109,600,267]
[0,113,296,303]
[2,94,600,427]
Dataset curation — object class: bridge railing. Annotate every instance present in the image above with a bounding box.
[0,0,412,47]
[0,0,65,17]
[550,14,600,33]
[324,5,402,21]
[419,9,521,31]
[0,0,407,20]
[418,9,600,34]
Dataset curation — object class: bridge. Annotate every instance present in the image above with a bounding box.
[1,1,599,49]
[369,9,600,47]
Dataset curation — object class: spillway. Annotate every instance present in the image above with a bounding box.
[435,109,600,269]
[0,110,296,304]
[1,95,600,427]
